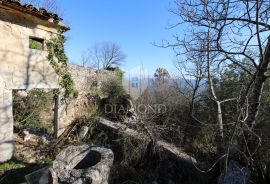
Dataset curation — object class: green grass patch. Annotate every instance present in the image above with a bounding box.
[0,161,25,175]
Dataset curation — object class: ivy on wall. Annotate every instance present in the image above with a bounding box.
[46,28,76,101]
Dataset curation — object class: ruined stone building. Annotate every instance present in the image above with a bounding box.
[0,0,67,162]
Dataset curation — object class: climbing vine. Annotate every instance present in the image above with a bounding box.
[46,28,76,101]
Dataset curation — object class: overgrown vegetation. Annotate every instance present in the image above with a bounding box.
[133,63,270,183]
[13,89,55,135]
[72,114,210,184]
[47,28,76,101]
[143,0,270,183]
[99,76,131,121]
[136,69,190,145]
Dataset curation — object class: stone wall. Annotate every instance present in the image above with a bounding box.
[57,65,116,136]
[68,65,117,91]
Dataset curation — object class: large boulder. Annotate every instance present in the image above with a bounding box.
[219,160,251,184]
[24,145,114,184]
[51,145,114,184]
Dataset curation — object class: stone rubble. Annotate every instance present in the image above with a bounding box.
[14,131,50,164]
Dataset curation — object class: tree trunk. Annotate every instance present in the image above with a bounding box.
[244,38,270,129]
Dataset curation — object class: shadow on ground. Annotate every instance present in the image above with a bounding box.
[0,158,45,184]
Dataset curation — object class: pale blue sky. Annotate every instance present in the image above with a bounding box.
[57,0,181,76]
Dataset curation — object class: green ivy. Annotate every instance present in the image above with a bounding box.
[46,28,76,101]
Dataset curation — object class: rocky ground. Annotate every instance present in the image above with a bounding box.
[14,130,50,164]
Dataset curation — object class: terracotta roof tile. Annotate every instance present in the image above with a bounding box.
[0,0,63,23]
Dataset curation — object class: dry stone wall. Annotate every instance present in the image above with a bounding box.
[57,65,116,136]
[68,65,117,91]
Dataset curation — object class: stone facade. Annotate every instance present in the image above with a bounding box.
[0,4,60,90]
[0,0,65,162]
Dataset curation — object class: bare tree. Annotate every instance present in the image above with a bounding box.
[177,31,236,154]
[177,46,207,144]
[168,0,270,130]
[164,0,270,171]
[89,42,126,70]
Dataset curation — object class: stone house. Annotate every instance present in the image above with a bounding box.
[0,0,67,162]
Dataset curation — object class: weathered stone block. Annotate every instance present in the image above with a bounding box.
[51,145,114,184]
[78,126,89,139]
[25,166,51,184]
[23,145,114,184]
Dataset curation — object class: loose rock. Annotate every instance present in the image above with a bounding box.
[78,126,89,139]
[218,160,251,184]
